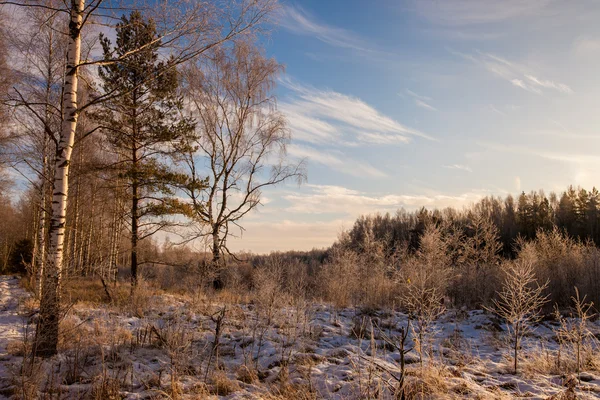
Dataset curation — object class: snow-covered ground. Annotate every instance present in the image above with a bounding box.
[0,276,28,399]
[1,277,600,399]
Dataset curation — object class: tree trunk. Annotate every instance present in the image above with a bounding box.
[131,187,138,288]
[37,0,83,358]
[130,143,139,288]
[211,229,224,289]
[35,176,47,298]
[514,326,519,374]
[212,229,220,267]
[36,28,55,297]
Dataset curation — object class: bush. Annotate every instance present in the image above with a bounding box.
[7,238,33,274]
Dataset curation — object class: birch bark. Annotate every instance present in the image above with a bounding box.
[37,0,84,357]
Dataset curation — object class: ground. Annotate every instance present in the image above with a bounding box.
[0,276,599,399]
[0,276,28,399]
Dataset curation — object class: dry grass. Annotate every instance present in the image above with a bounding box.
[62,277,129,305]
[90,373,122,400]
[403,364,450,399]
[236,364,259,384]
[62,276,157,318]
[210,371,240,396]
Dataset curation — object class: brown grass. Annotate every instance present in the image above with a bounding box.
[236,365,259,384]
[210,371,240,396]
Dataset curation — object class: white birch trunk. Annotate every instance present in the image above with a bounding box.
[37,0,84,357]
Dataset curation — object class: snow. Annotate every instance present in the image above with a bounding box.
[0,276,28,398]
[1,277,600,399]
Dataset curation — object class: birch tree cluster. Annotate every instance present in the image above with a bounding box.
[0,0,303,357]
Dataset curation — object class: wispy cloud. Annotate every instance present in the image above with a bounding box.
[415,99,438,111]
[279,5,370,52]
[573,36,600,55]
[413,0,552,26]
[404,89,438,111]
[444,164,472,172]
[524,74,573,94]
[478,141,600,165]
[489,104,506,116]
[405,89,432,101]
[287,144,388,178]
[281,77,434,146]
[283,184,489,215]
[451,50,573,94]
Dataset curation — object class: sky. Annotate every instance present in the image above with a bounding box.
[224,0,600,253]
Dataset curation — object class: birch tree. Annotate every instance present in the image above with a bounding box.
[0,11,11,129]
[1,0,279,357]
[7,1,66,296]
[0,8,14,165]
[181,39,305,273]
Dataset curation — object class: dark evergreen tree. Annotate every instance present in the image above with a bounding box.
[94,11,194,287]
[8,239,34,275]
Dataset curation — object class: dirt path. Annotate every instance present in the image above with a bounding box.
[0,276,28,397]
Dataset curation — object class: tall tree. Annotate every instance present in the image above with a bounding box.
[8,0,66,296]
[1,0,279,357]
[94,11,193,287]
[0,7,14,165]
[182,39,304,273]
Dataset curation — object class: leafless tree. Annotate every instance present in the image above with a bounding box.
[489,260,549,374]
[5,1,67,297]
[0,7,15,167]
[400,224,449,367]
[181,38,305,272]
[0,0,280,357]
[554,287,595,381]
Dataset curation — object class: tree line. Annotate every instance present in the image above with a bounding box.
[340,187,600,257]
[0,0,302,357]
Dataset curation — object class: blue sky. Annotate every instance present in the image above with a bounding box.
[225,0,600,253]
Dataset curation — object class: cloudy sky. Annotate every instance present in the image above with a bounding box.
[224,0,600,253]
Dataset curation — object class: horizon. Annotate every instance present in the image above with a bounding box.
[221,0,600,253]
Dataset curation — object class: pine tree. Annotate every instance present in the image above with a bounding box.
[94,11,194,287]
[517,192,534,238]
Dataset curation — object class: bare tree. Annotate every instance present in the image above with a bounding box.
[181,38,305,272]
[0,7,15,166]
[555,287,595,381]
[400,224,449,367]
[1,0,279,357]
[489,260,549,374]
[6,1,66,297]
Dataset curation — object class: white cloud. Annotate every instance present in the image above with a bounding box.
[404,89,437,111]
[287,144,387,178]
[524,74,573,94]
[451,50,572,95]
[489,104,506,116]
[283,184,488,215]
[478,142,600,167]
[444,164,472,172]
[405,89,432,101]
[281,77,433,146]
[415,99,438,111]
[279,5,370,53]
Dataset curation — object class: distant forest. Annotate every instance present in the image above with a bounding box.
[337,186,600,258]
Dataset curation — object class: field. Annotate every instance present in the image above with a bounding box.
[2,275,600,399]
